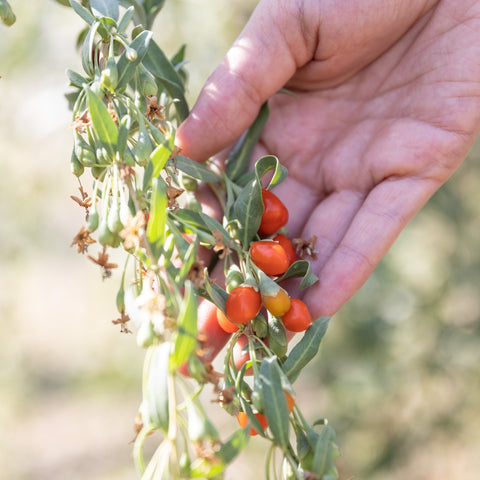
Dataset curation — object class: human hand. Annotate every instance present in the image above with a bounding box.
[176,0,480,359]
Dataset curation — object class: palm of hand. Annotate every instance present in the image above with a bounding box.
[256,2,480,315]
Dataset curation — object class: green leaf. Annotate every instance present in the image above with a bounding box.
[117,5,134,32]
[170,281,198,370]
[176,239,199,285]
[146,176,168,246]
[70,0,95,25]
[117,114,131,157]
[226,102,269,181]
[239,396,267,437]
[283,317,330,382]
[116,30,153,91]
[143,343,170,431]
[197,212,238,253]
[276,260,319,290]
[267,314,288,358]
[143,40,189,120]
[85,87,118,158]
[174,155,220,183]
[203,280,228,311]
[66,69,89,88]
[174,209,210,233]
[254,155,288,190]
[215,428,250,464]
[260,357,290,449]
[90,0,119,20]
[81,21,100,76]
[312,425,336,476]
[233,178,263,248]
[151,141,173,178]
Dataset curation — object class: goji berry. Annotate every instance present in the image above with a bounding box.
[262,287,291,317]
[258,189,289,235]
[225,285,262,325]
[281,298,312,332]
[250,240,290,276]
[236,411,268,436]
[216,307,239,333]
[273,233,297,266]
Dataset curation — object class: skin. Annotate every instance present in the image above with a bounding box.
[176,0,480,357]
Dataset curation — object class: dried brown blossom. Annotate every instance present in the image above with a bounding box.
[69,110,91,134]
[212,230,231,259]
[70,226,96,254]
[166,175,184,209]
[145,96,165,121]
[168,145,182,162]
[112,311,132,334]
[292,235,318,260]
[187,260,205,288]
[70,185,92,218]
[193,441,222,464]
[119,164,136,180]
[120,211,147,250]
[87,246,118,279]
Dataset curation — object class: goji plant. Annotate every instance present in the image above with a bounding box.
[5,1,339,478]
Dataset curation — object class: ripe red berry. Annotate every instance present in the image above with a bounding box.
[250,240,290,276]
[216,308,239,333]
[273,234,297,266]
[225,285,262,325]
[258,189,289,235]
[237,411,268,436]
[281,298,312,332]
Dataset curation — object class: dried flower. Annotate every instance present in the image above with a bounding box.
[112,311,132,334]
[292,235,318,260]
[146,96,165,121]
[69,110,91,134]
[166,175,184,210]
[187,260,205,288]
[87,246,118,279]
[71,226,96,254]
[212,230,231,259]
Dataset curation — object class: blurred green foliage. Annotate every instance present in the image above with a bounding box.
[1,1,479,479]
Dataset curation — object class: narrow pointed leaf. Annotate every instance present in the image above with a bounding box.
[70,0,95,25]
[85,87,118,158]
[283,317,330,382]
[276,259,319,290]
[233,178,263,248]
[170,282,198,370]
[117,5,134,32]
[260,357,290,449]
[116,30,153,91]
[146,176,168,246]
[81,21,100,76]
[143,40,189,120]
[312,425,336,476]
[177,239,199,285]
[143,343,170,431]
[216,428,249,464]
[254,155,288,189]
[90,0,119,20]
[226,102,269,181]
[174,155,220,183]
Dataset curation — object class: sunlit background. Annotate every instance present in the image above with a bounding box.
[1,1,479,479]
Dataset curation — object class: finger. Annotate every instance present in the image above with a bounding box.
[176,0,313,162]
[303,176,440,317]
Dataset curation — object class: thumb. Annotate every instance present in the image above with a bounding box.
[175,0,312,162]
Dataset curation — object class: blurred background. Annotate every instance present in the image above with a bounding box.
[1,1,479,479]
